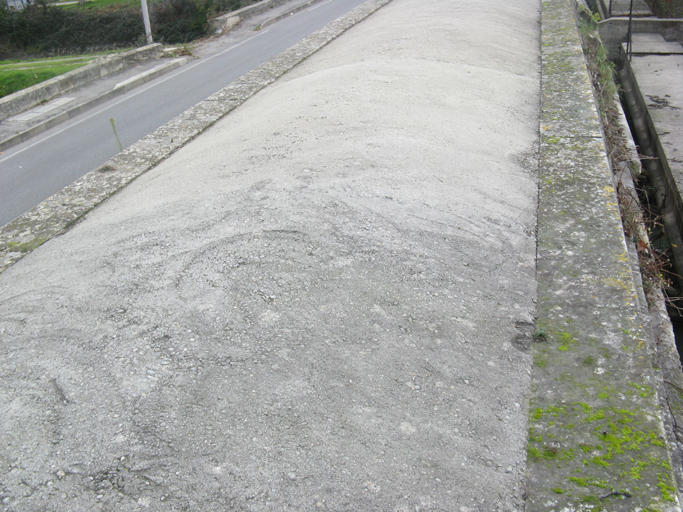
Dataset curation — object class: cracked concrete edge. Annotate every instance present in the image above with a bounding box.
[526,0,681,510]
[0,0,392,275]
[0,44,163,123]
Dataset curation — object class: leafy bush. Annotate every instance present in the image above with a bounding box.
[0,0,261,59]
[0,4,143,59]
[151,0,210,44]
[646,0,683,17]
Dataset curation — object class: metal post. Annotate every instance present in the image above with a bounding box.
[626,0,634,61]
[141,0,153,45]
[609,0,613,17]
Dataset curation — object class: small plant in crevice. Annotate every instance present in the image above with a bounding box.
[109,117,122,152]
[533,328,548,342]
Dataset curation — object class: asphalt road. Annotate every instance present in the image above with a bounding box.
[0,0,367,227]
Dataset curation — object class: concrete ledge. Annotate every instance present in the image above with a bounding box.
[0,0,392,274]
[0,44,162,122]
[526,0,681,509]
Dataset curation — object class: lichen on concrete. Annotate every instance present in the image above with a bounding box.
[527,0,681,510]
[0,0,392,275]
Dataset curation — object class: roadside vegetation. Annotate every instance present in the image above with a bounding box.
[0,53,107,98]
[0,0,258,62]
[645,0,683,18]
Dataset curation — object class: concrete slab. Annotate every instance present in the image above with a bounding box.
[0,0,541,510]
[628,50,683,236]
[630,33,683,53]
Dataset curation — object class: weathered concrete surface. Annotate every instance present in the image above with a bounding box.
[526,1,681,510]
[0,0,541,510]
[629,44,683,223]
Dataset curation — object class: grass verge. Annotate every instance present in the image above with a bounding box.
[59,0,141,12]
[0,53,116,98]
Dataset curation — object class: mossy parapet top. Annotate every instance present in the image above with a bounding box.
[526,0,681,510]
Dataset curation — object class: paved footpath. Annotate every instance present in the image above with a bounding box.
[3,0,679,510]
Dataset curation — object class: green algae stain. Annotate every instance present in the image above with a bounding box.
[528,402,671,497]
[569,476,609,489]
[569,476,589,487]
[585,409,606,422]
[628,382,654,398]
[557,330,577,352]
[534,356,547,368]
[658,472,676,502]
[580,495,604,511]
[7,237,46,253]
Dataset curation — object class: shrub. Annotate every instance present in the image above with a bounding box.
[0,4,143,59]
[646,0,683,17]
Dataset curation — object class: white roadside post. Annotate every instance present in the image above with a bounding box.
[141,0,153,44]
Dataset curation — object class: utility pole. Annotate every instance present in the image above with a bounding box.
[141,0,153,45]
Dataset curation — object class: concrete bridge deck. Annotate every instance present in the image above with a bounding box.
[0,0,681,510]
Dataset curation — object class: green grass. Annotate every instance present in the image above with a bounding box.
[0,52,119,98]
[58,0,144,12]
[0,56,95,69]
[0,64,82,98]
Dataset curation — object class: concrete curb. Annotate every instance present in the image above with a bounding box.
[525,0,681,509]
[0,57,188,153]
[0,0,392,274]
[0,44,163,123]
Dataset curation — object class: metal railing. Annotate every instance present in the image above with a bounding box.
[607,0,635,61]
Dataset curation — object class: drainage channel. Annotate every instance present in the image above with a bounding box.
[616,32,683,357]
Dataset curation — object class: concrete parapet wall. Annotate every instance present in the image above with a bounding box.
[0,44,162,122]
[526,0,682,509]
